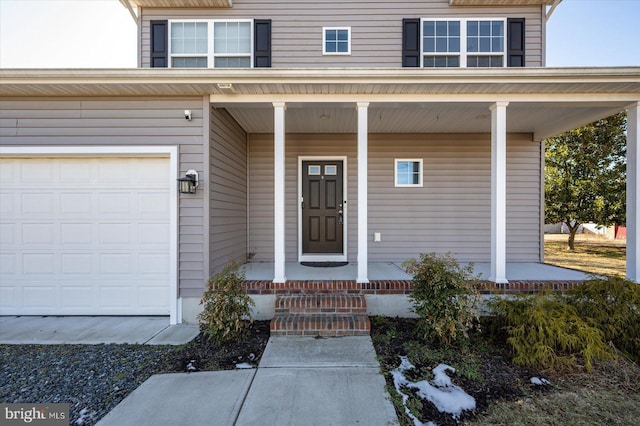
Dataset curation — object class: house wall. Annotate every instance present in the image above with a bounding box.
[209,107,248,273]
[139,0,543,68]
[0,97,208,298]
[247,132,541,264]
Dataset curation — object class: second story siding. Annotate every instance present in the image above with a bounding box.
[139,0,545,69]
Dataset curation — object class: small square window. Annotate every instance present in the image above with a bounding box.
[323,27,351,55]
[395,159,423,187]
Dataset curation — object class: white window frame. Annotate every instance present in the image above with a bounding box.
[394,159,424,188]
[420,18,506,68]
[168,19,254,68]
[322,26,351,55]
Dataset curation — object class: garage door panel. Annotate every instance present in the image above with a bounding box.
[0,156,171,315]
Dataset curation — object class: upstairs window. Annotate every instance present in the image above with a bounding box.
[169,20,253,68]
[323,27,351,55]
[421,18,505,68]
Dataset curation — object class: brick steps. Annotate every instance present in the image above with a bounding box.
[270,290,370,336]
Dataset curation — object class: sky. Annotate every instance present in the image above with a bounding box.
[0,0,639,68]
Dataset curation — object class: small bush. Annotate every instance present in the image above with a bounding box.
[566,276,640,363]
[198,261,255,344]
[488,291,615,371]
[403,252,481,346]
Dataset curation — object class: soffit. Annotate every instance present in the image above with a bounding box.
[449,0,556,5]
[123,0,232,7]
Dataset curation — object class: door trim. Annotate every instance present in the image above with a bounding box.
[298,156,348,262]
[0,145,179,324]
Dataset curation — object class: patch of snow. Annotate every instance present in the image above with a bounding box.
[530,377,551,386]
[186,360,198,372]
[392,356,476,425]
[235,362,254,369]
[75,407,96,425]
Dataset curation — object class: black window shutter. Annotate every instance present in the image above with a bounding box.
[254,19,272,68]
[507,18,525,67]
[402,18,420,67]
[150,20,168,68]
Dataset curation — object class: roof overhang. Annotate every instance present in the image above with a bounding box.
[1,67,638,141]
[449,0,557,5]
[120,0,232,7]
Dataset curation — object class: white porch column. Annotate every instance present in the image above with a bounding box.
[490,102,509,284]
[627,102,640,282]
[357,102,369,283]
[273,102,286,283]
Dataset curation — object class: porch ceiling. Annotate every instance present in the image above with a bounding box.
[221,100,629,141]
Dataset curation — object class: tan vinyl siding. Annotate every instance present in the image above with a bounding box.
[209,107,248,273]
[0,97,207,297]
[140,0,543,68]
[247,132,540,263]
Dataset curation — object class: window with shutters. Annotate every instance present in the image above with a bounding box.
[422,18,506,68]
[169,20,253,68]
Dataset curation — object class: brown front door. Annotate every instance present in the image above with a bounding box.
[302,160,344,254]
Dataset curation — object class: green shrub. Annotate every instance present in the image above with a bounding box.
[566,276,640,363]
[488,291,615,371]
[403,252,481,346]
[198,261,255,344]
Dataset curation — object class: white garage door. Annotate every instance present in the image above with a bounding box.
[0,156,171,315]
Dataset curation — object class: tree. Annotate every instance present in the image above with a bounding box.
[545,112,626,250]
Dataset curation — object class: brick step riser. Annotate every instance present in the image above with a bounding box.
[270,314,370,337]
[275,295,367,314]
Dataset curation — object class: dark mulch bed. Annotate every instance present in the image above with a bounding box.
[371,317,548,426]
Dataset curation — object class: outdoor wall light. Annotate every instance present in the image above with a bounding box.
[184,110,192,121]
[177,170,199,194]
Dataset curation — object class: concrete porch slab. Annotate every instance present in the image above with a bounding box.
[96,370,255,426]
[236,367,398,426]
[242,261,591,282]
[259,336,380,368]
[0,316,198,345]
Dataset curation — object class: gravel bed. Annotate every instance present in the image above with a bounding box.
[0,321,270,426]
[0,344,175,425]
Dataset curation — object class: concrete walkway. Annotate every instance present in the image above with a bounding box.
[0,316,199,345]
[97,336,399,426]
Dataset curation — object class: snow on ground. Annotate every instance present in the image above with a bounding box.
[392,356,476,426]
[235,362,254,369]
[530,377,551,386]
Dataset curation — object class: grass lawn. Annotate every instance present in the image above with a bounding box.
[544,233,626,277]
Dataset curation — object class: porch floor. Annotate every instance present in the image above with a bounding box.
[241,262,590,282]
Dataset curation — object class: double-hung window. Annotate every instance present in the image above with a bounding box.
[422,18,505,68]
[169,20,253,68]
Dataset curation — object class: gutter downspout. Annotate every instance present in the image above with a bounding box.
[120,0,138,23]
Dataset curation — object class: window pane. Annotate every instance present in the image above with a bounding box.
[435,21,448,36]
[478,56,490,67]
[338,41,349,52]
[480,38,491,52]
[434,56,447,67]
[326,30,337,41]
[326,41,337,52]
[449,37,460,52]
[490,56,503,67]
[337,30,349,40]
[171,22,207,55]
[214,56,251,68]
[492,37,503,53]
[423,56,435,67]
[424,38,435,53]
[449,21,460,37]
[467,21,478,37]
[467,37,478,52]
[492,21,504,36]
[172,57,208,68]
[479,21,491,36]
[435,37,447,52]
[423,21,435,37]
[467,56,478,67]
[214,22,251,55]
[396,161,421,186]
[448,56,459,67]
